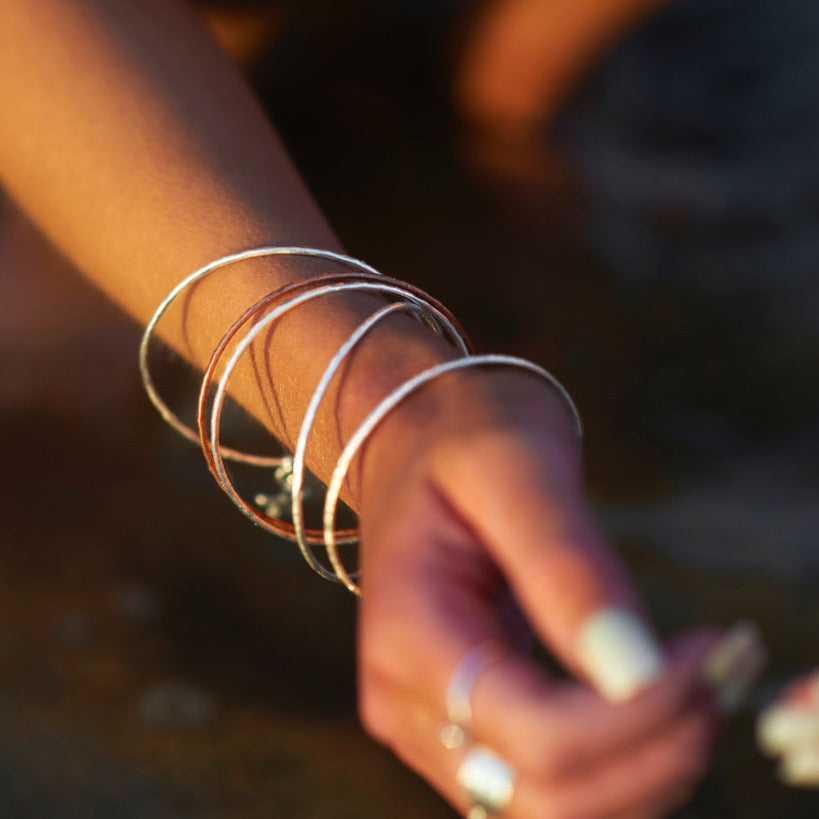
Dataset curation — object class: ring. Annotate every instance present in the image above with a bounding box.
[457,745,515,817]
[439,642,502,750]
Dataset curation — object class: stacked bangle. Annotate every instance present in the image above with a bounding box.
[323,354,582,594]
[207,278,471,580]
[141,247,581,595]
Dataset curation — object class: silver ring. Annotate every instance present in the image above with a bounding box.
[457,745,515,817]
[439,642,502,750]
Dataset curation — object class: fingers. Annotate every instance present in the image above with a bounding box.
[437,428,661,700]
[758,668,819,787]
[511,706,712,819]
[362,690,711,819]
[359,448,709,724]
[360,639,716,819]
[357,444,729,817]
[358,474,509,697]
[356,389,746,816]
[469,630,718,774]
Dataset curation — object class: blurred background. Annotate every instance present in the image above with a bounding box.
[0,0,817,815]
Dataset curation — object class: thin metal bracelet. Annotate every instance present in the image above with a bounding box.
[323,354,583,595]
[143,247,582,596]
[196,269,470,501]
[208,281,473,581]
[195,272,373,546]
[289,299,470,581]
[139,246,383,466]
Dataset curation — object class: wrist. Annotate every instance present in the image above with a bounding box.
[357,363,583,517]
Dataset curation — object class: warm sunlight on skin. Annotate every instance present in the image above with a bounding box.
[455,0,671,138]
[0,3,733,816]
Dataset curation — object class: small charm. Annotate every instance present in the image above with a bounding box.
[253,457,309,520]
[273,456,295,491]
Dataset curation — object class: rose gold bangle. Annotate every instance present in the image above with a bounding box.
[196,270,470,482]
[205,279,472,581]
[195,270,471,551]
[143,247,582,595]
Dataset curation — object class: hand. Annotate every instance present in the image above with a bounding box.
[355,368,720,818]
[759,669,819,787]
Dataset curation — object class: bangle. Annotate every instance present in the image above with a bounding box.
[139,246,384,466]
[289,299,470,581]
[143,246,581,596]
[206,279,471,581]
[322,354,583,595]
[196,270,470,485]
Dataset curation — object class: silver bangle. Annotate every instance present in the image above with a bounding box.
[139,246,383,467]
[289,299,470,581]
[439,641,503,751]
[323,354,583,595]
[208,280,472,581]
[143,247,582,597]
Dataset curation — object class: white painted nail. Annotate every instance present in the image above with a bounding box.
[758,706,819,756]
[701,621,766,714]
[576,608,665,702]
[779,746,819,786]
[701,622,759,686]
[716,644,766,714]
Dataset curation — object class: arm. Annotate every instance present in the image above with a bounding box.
[455,0,670,137]
[0,2,720,816]
[0,0,454,484]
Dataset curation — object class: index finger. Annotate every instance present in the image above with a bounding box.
[439,425,662,701]
[468,629,719,777]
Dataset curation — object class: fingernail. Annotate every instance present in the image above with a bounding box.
[701,621,766,714]
[716,649,766,715]
[758,706,819,756]
[701,622,760,686]
[779,747,819,786]
[576,608,665,702]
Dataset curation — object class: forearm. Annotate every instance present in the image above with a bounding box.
[0,0,339,303]
[0,0,455,489]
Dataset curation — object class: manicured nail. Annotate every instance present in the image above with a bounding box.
[718,650,766,714]
[701,621,766,714]
[701,622,759,686]
[779,747,819,786]
[758,706,819,756]
[576,608,665,702]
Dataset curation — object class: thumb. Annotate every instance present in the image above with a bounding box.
[441,431,664,702]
